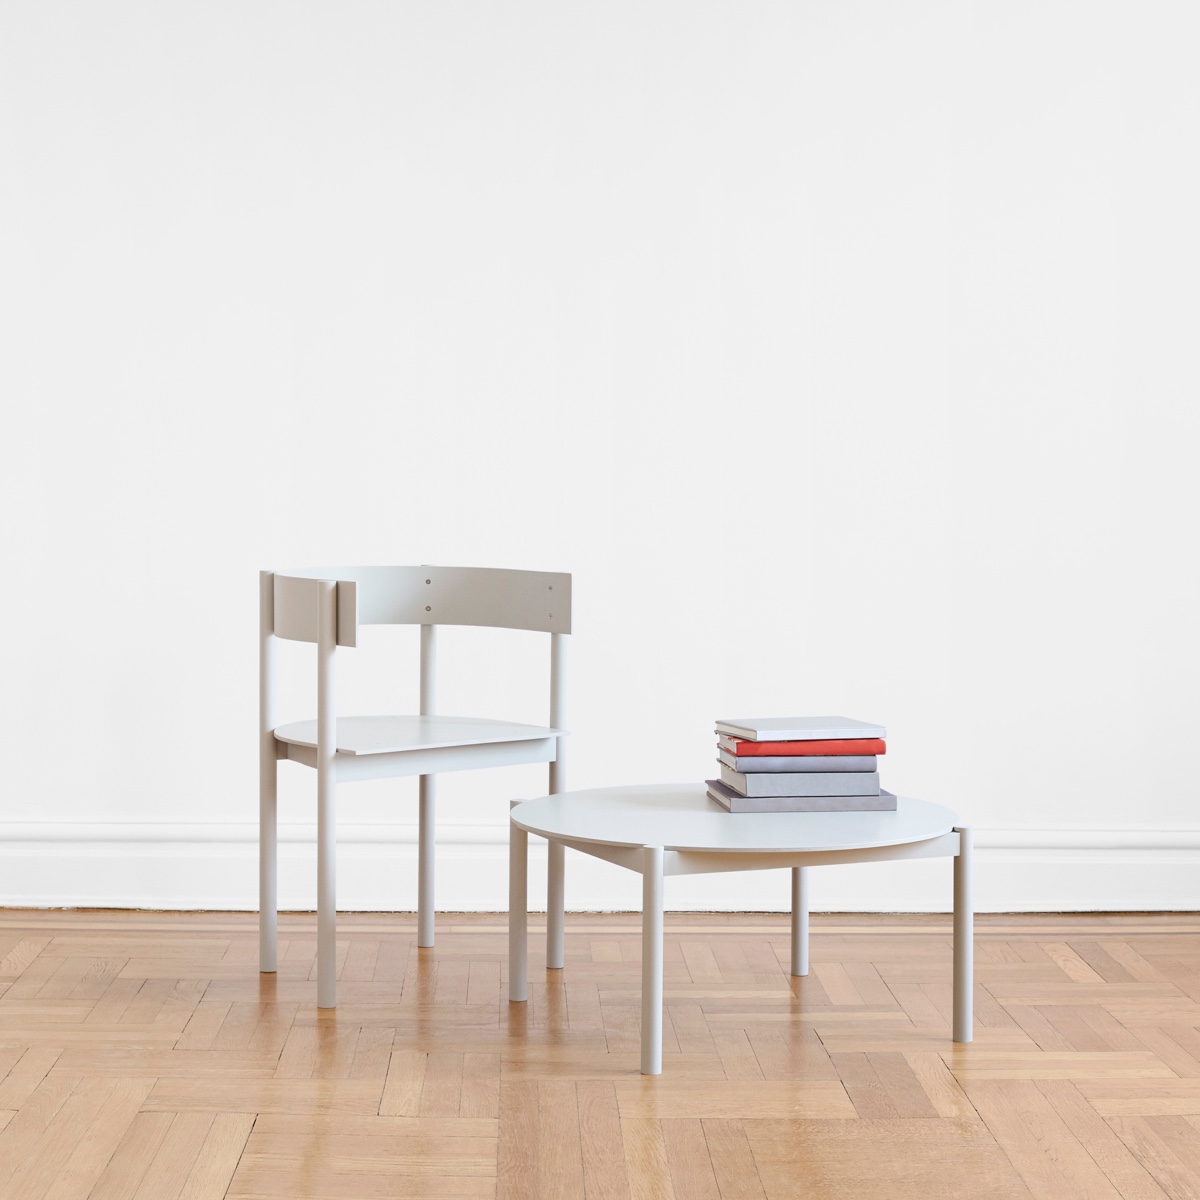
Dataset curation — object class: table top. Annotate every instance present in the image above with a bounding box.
[511,783,958,854]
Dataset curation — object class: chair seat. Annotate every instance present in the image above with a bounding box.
[273,714,564,757]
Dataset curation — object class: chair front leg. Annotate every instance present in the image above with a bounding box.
[509,804,529,1002]
[259,750,277,973]
[316,579,338,1009]
[316,759,337,1008]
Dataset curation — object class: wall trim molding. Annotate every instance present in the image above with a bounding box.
[6,821,1200,850]
[3,821,1199,912]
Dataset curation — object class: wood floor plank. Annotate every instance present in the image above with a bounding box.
[89,1110,176,1200]
[174,1001,231,1051]
[712,1027,764,1082]
[5,1076,142,1200]
[0,937,52,978]
[746,1024,838,1082]
[379,1049,427,1117]
[1134,1026,1200,1079]
[1034,1081,1171,1200]
[251,1112,497,1138]
[950,1051,1173,1080]
[964,1079,1124,1199]
[1043,943,1108,984]
[537,1081,586,1199]
[177,1110,257,1200]
[904,1051,977,1120]
[700,1117,767,1200]
[745,1117,1033,1198]
[421,1051,465,1116]
[462,1051,501,1118]
[578,1081,631,1200]
[0,1072,78,1191]
[830,1052,899,1119]
[615,1080,855,1120]
[132,1111,218,1200]
[1108,1115,1200,1200]
[349,1025,396,1081]
[497,1079,538,1200]
[620,1117,676,1200]
[144,1079,385,1116]
[0,1045,61,1108]
[867,1051,940,1118]
[43,1076,155,1200]
[661,1117,720,1199]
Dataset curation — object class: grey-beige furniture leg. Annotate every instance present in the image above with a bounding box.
[953,826,973,1042]
[508,801,528,1002]
[791,866,809,977]
[641,845,665,1075]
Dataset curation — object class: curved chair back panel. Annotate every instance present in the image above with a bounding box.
[271,565,571,645]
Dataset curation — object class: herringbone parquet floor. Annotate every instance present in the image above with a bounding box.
[3,909,1200,1198]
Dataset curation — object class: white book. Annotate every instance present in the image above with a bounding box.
[706,780,898,813]
[717,749,878,773]
[715,715,886,741]
[719,763,881,797]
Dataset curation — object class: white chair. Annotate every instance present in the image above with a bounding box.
[259,564,570,1007]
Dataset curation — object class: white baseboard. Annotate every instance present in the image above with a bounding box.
[2,822,1199,912]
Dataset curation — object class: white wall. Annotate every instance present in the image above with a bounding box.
[2,1,1197,912]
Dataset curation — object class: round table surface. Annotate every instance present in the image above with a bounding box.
[511,783,958,854]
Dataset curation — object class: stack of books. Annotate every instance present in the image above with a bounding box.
[706,716,895,812]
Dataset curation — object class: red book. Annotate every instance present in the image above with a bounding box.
[716,735,886,757]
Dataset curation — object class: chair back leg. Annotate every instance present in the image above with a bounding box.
[260,571,278,973]
[418,624,437,948]
[546,633,569,969]
[316,580,338,1008]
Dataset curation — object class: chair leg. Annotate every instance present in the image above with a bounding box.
[547,839,565,969]
[317,764,337,1008]
[259,752,277,973]
[418,774,436,948]
[509,805,528,1002]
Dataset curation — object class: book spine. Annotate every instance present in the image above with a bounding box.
[715,734,887,757]
[718,764,881,798]
[715,721,886,741]
[706,782,897,812]
[717,750,877,773]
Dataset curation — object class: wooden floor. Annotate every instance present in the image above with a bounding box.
[3,912,1200,1199]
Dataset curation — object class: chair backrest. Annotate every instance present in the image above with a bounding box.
[268,565,571,647]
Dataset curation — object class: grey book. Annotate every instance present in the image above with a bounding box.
[715,715,886,741]
[719,763,880,797]
[706,779,898,813]
[717,749,877,773]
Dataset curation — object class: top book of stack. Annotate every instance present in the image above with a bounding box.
[715,716,886,741]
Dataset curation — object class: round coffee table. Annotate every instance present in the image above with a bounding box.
[509,783,972,1074]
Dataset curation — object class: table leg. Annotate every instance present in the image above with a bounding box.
[953,826,973,1042]
[547,839,565,970]
[418,775,436,948]
[791,866,809,977]
[509,811,528,1003]
[641,845,664,1075]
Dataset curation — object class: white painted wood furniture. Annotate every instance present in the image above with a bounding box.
[261,565,570,1007]
[509,783,972,1074]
